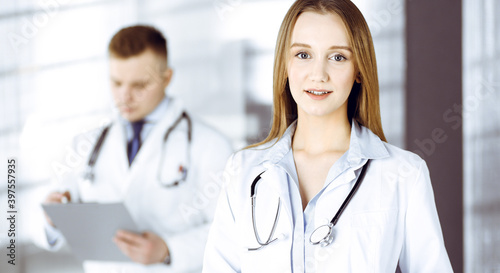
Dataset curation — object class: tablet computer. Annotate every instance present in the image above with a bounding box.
[43,202,139,262]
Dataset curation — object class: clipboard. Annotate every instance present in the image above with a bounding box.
[42,202,139,262]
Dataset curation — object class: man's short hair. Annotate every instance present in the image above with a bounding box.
[108,25,167,61]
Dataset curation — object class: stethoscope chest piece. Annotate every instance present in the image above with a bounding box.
[310,223,335,247]
[81,166,95,188]
[157,128,190,187]
[158,163,189,187]
[309,159,371,247]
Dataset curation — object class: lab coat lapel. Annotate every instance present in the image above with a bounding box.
[80,120,130,201]
[257,124,297,231]
[102,120,134,194]
[260,165,294,229]
[323,162,363,193]
[323,121,389,191]
[106,120,130,178]
[240,166,293,272]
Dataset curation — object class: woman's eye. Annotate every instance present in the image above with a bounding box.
[296,52,310,59]
[331,54,346,61]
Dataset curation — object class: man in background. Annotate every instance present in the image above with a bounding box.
[34,25,232,273]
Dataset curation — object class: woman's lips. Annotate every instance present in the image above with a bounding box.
[305,89,332,100]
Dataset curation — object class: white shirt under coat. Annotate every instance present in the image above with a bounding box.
[123,96,170,146]
[203,120,453,273]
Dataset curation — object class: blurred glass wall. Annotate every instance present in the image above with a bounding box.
[463,0,500,272]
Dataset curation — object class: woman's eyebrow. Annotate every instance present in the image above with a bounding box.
[290,42,310,48]
[329,45,352,52]
[290,42,352,52]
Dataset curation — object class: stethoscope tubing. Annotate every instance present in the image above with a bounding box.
[82,125,111,182]
[309,159,371,246]
[249,159,371,250]
[83,112,192,186]
[248,171,282,251]
[330,159,371,226]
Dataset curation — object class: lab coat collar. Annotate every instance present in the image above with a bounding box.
[259,119,389,168]
[118,96,170,138]
[260,121,296,175]
[322,121,389,192]
[115,96,170,124]
[346,120,389,165]
[143,96,170,124]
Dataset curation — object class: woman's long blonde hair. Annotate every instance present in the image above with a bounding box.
[248,0,386,149]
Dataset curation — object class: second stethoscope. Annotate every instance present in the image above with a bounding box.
[248,159,371,251]
[82,111,192,187]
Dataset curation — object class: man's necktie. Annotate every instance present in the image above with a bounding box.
[127,120,145,165]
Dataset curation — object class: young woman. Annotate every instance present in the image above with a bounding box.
[203,0,453,272]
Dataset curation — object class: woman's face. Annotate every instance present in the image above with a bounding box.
[287,11,357,119]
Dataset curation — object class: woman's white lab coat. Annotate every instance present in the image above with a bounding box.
[34,98,233,273]
[203,121,453,273]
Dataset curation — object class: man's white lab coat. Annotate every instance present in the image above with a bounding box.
[34,98,233,273]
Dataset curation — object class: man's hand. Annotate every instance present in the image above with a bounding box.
[43,191,71,227]
[113,230,170,265]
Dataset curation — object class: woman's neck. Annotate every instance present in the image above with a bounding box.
[292,113,351,155]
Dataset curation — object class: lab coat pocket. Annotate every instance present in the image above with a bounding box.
[240,239,291,273]
[349,209,398,273]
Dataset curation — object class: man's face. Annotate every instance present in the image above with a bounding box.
[109,50,173,122]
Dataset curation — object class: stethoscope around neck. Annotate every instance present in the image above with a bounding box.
[82,111,192,187]
[248,159,371,251]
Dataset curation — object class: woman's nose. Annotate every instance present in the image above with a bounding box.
[309,59,329,82]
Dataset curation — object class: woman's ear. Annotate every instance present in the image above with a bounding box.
[355,72,361,83]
